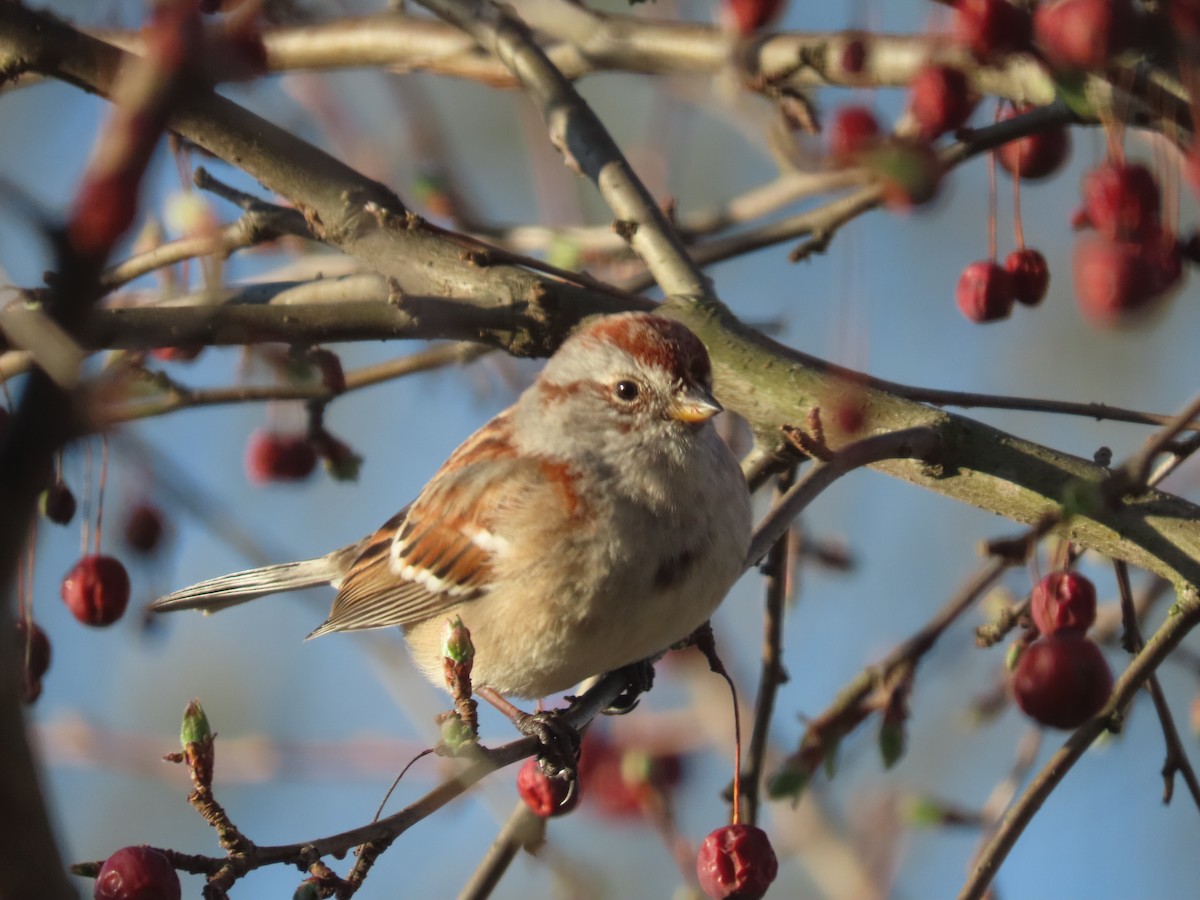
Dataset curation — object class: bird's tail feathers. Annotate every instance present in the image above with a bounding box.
[149,556,343,615]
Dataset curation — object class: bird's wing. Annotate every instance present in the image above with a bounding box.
[309,410,535,637]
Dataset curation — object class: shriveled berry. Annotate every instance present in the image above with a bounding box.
[827,106,881,164]
[40,481,77,525]
[908,64,977,139]
[1033,0,1136,72]
[1004,248,1049,306]
[245,430,317,483]
[723,0,785,34]
[15,620,51,704]
[123,503,167,554]
[696,823,779,900]
[956,261,1014,322]
[1030,571,1097,636]
[995,105,1070,180]
[62,555,130,627]
[1081,161,1160,241]
[94,845,181,900]
[954,0,1033,58]
[517,757,579,818]
[1011,634,1112,729]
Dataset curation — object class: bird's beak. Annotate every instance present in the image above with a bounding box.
[671,385,723,424]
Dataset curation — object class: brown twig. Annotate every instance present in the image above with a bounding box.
[455,803,545,900]
[742,467,795,826]
[1114,561,1200,811]
[745,426,942,569]
[72,668,632,888]
[769,553,1016,796]
[101,342,490,425]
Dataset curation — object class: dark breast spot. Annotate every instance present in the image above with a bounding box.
[654,548,698,591]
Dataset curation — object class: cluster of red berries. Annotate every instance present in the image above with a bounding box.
[1072,161,1183,325]
[1011,571,1113,729]
[25,462,172,702]
[515,732,684,820]
[514,733,779,898]
[911,1,1197,326]
[956,250,1050,323]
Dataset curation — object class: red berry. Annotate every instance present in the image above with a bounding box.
[954,0,1033,58]
[1005,248,1050,305]
[94,845,181,900]
[1071,233,1180,325]
[40,481,77,525]
[696,824,779,900]
[1033,0,1137,72]
[827,106,881,164]
[245,430,317,483]
[1081,161,1161,241]
[956,261,1015,322]
[516,757,579,818]
[1011,634,1112,729]
[123,503,167,554]
[995,105,1071,180]
[62,555,131,627]
[908,64,977,139]
[579,733,684,819]
[1030,571,1097,636]
[723,0,785,34]
[15,620,51,704]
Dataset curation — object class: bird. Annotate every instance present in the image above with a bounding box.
[150,312,752,707]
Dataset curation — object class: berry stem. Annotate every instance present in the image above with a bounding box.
[80,438,92,557]
[1011,113,1026,249]
[988,102,999,261]
[94,431,109,556]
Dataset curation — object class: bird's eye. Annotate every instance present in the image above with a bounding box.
[613,380,640,402]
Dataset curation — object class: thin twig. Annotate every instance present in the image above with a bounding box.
[100,342,490,425]
[742,467,795,826]
[745,426,941,569]
[456,803,545,900]
[99,204,311,291]
[74,668,631,887]
[1114,561,1200,811]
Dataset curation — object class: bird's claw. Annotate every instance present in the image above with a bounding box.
[514,709,581,780]
[602,659,656,716]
